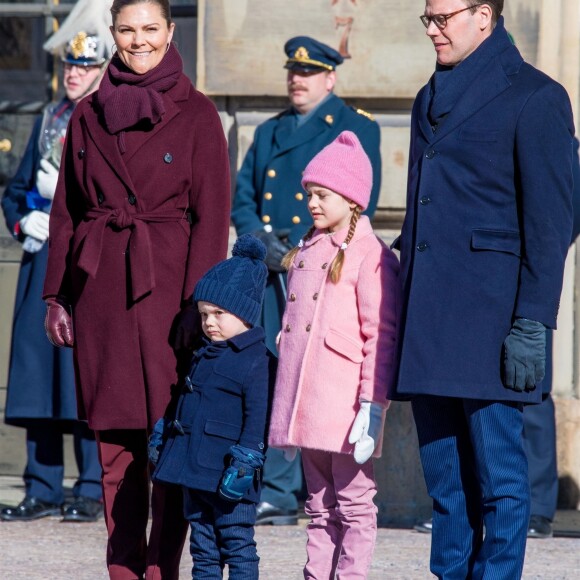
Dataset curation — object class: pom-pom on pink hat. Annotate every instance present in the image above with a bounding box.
[301,130,372,210]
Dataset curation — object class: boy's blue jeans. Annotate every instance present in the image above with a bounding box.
[182,488,258,579]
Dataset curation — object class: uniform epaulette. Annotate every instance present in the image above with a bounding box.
[352,107,375,122]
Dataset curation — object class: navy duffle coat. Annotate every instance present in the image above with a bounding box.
[153,327,277,503]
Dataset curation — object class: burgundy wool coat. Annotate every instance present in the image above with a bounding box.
[43,74,231,430]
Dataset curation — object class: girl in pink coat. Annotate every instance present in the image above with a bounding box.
[269,131,399,578]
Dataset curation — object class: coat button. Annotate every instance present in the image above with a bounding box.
[321,263,328,269]
[267,169,276,178]
[425,149,435,159]
[313,293,318,300]
[292,216,301,224]
[128,194,137,205]
[417,241,429,252]
[290,293,296,301]
[164,153,173,164]
[298,261,304,268]
[306,324,311,332]
[419,196,431,205]
[285,324,291,332]
[262,215,271,223]
[295,192,304,201]
[97,193,104,204]
[78,148,85,159]
[264,192,273,200]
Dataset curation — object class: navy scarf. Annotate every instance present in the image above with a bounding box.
[427,16,512,130]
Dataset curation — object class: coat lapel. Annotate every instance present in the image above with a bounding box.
[122,96,183,164]
[81,77,191,192]
[430,55,514,144]
[82,102,137,195]
[417,84,434,143]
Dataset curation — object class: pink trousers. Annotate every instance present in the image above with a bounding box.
[301,448,378,579]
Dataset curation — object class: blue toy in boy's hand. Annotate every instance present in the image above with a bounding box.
[219,444,265,502]
[148,418,168,465]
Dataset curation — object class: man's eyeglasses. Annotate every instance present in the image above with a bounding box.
[63,63,101,76]
[420,4,483,30]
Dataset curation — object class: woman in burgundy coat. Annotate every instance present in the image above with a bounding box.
[43,1,231,578]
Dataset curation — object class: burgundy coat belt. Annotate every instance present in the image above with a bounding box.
[77,207,188,301]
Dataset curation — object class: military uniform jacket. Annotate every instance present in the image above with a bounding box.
[43,75,231,430]
[153,327,277,503]
[232,93,381,245]
[391,20,574,404]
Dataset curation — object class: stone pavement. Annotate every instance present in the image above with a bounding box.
[1,476,579,579]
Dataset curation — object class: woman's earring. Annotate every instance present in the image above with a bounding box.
[111,43,117,54]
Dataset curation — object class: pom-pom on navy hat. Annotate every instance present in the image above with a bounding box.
[284,36,344,73]
[193,234,268,327]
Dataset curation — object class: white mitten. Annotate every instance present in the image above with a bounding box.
[36,158,59,200]
[348,401,384,464]
[282,447,298,462]
[20,211,50,241]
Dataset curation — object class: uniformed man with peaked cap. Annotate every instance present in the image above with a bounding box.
[232,34,382,526]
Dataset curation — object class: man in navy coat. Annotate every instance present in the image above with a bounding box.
[231,35,382,525]
[392,1,574,577]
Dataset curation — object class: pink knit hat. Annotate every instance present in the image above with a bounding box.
[301,130,372,210]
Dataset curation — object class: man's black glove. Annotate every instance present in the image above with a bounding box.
[219,444,265,502]
[253,229,292,273]
[503,318,546,392]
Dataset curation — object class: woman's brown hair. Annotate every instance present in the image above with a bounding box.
[110,0,172,26]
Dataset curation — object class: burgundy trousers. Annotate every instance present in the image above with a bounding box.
[96,429,188,580]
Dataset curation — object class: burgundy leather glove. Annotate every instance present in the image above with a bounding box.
[172,302,201,350]
[44,296,74,347]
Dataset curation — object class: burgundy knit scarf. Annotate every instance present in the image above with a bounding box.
[96,43,183,140]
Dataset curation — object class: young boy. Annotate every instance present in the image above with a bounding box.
[151,234,276,579]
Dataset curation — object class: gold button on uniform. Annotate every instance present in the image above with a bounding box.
[298,261,305,268]
[262,215,271,224]
[321,263,328,269]
[295,192,304,201]
[264,192,273,200]
[306,324,312,332]
[292,216,301,224]
[267,169,276,178]
[290,293,296,301]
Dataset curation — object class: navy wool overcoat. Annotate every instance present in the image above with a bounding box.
[391,25,574,404]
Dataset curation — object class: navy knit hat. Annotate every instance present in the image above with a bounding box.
[193,234,268,327]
